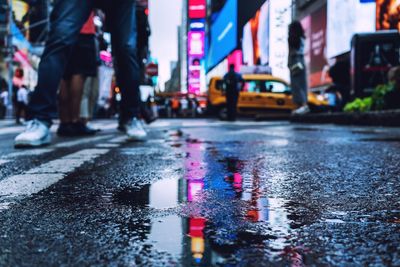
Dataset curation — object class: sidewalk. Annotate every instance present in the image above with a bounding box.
[290,109,400,127]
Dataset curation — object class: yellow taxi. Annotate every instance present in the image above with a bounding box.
[207,74,329,119]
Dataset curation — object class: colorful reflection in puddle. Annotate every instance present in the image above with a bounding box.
[117,136,305,265]
[149,178,179,209]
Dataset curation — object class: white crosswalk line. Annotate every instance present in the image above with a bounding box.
[147,121,171,128]
[108,136,127,143]
[0,159,10,166]
[96,143,120,148]
[0,125,60,136]
[54,135,114,148]
[0,148,110,207]
[88,121,118,130]
[5,149,54,158]
[0,126,25,136]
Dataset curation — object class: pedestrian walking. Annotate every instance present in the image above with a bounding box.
[16,85,29,124]
[288,21,309,115]
[180,97,189,117]
[57,12,98,137]
[223,64,244,121]
[171,97,180,118]
[15,0,146,147]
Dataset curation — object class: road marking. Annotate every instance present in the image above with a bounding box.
[0,126,25,136]
[88,122,118,130]
[109,136,127,143]
[147,121,171,128]
[0,202,11,211]
[0,125,59,136]
[0,159,9,166]
[5,148,54,158]
[96,143,120,148]
[54,135,113,148]
[0,149,109,205]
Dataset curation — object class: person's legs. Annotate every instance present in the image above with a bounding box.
[69,74,86,123]
[80,78,91,123]
[105,0,140,124]
[58,79,71,124]
[27,0,94,125]
[21,103,27,122]
[104,1,146,140]
[226,94,237,121]
[16,102,22,124]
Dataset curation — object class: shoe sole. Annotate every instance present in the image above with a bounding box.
[14,135,52,148]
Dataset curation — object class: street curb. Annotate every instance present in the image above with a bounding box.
[290,109,400,127]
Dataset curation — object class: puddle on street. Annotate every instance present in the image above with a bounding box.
[149,178,179,209]
[113,135,305,265]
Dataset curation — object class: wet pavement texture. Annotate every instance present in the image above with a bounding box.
[0,119,399,266]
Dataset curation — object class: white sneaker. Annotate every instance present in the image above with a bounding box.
[14,119,52,148]
[125,118,147,141]
[292,105,310,115]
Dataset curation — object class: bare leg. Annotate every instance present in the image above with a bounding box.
[69,74,85,123]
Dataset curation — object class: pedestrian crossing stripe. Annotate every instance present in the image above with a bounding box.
[0,148,110,211]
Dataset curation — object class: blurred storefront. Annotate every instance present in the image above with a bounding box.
[293,0,400,99]
[201,0,397,100]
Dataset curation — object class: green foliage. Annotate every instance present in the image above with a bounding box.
[344,83,394,113]
[344,97,372,112]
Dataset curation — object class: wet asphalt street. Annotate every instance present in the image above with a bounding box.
[0,119,399,267]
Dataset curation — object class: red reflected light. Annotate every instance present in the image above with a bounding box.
[189,218,206,238]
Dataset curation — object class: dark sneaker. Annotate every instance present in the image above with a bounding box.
[71,122,97,136]
[57,123,74,137]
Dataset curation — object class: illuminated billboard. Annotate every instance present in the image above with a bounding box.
[207,0,238,70]
[301,4,331,88]
[189,20,206,31]
[242,0,291,81]
[269,0,291,81]
[189,0,206,19]
[188,31,205,57]
[188,31,205,94]
[327,0,376,58]
[376,0,400,31]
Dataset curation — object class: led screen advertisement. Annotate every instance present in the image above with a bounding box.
[269,0,291,82]
[188,56,204,94]
[188,31,205,94]
[301,4,331,89]
[242,2,269,66]
[189,20,206,31]
[327,0,376,58]
[188,0,206,19]
[207,0,238,70]
[376,0,400,30]
[241,0,291,81]
[188,31,205,57]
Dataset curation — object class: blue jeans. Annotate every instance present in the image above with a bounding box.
[28,0,140,125]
